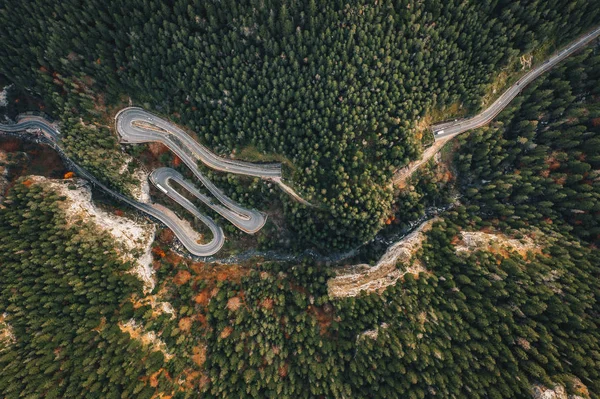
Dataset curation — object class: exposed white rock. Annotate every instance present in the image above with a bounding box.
[328,218,438,298]
[531,382,587,399]
[119,319,173,361]
[0,313,16,349]
[357,322,389,342]
[455,231,536,255]
[30,176,157,293]
[0,84,11,107]
[120,155,150,203]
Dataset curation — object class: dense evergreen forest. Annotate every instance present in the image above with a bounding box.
[1,0,599,249]
[2,42,600,398]
[2,184,599,398]
[455,48,600,246]
[2,1,600,398]
[0,181,168,398]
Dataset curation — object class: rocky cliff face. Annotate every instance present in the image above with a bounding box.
[531,377,590,399]
[0,150,8,204]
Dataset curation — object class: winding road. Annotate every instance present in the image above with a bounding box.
[3,26,598,257]
[0,115,60,140]
[149,167,266,234]
[432,26,600,140]
[0,110,282,256]
[116,108,281,177]
[0,118,233,255]
[0,121,227,255]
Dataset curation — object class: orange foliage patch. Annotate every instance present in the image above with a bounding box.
[549,161,561,171]
[309,305,334,336]
[148,142,169,157]
[164,251,180,265]
[190,262,206,274]
[114,209,124,217]
[443,170,454,182]
[178,317,192,332]
[149,368,168,388]
[188,260,250,283]
[480,225,495,234]
[152,259,163,272]
[278,363,289,378]
[92,317,107,332]
[260,298,274,310]
[553,176,567,185]
[158,228,175,244]
[22,179,34,187]
[220,326,233,339]
[194,289,212,306]
[195,313,208,328]
[182,370,201,389]
[226,297,242,311]
[172,155,182,167]
[191,345,207,367]
[152,246,166,258]
[63,171,75,179]
[173,270,192,286]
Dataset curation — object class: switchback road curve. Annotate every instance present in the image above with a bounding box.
[0,119,227,255]
[432,26,600,140]
[115,108,272,235]
[116,107,281,177]
[149,167,266,234]
[116,107,311,206]
[1,110,273,256]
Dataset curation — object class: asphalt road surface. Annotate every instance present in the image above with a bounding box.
[116,107,311,206]
[0,113,264,256]
[116,107,281,177]
[150,167,266,234]
[1,109,289,256]
[432,26,600,140]
[116,107,271,237]
[0,119,227,256]
[0,115,60,140]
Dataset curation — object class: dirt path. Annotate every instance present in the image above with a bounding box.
[392,137,451,188]
[270,177,312,206]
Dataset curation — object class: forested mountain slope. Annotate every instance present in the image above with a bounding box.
[193,47,600,398]
[0,181,171,398]
[2,39,600,399]
[1,0,599,249]
[2,180,598,399]
[456,48,600,245]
